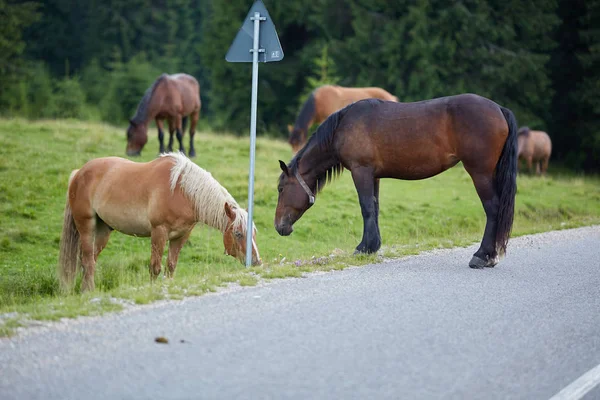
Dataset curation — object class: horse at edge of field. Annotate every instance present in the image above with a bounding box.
[287,84,399,153]
[126,73,201,157]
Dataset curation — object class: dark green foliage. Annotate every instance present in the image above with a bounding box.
[0,0,598,170]
[52,77,86,119]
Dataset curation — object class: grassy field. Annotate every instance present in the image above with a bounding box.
[1,118,599,335]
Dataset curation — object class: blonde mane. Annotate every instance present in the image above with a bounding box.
[163,153,251,233]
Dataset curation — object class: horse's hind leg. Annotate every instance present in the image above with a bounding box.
[167,118,175,152]
[188,111,199,158]
[150,226,168,279]
[351,167,381,254]
[166,231,191,278]
[541,157,549,176]
[75,216,97,291]
[467,173,500,268]
[93,220,112,262]
[175,115,186,156]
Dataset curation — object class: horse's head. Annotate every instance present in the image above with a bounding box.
[275,160,315,236]
[287,124,305,154]
[126,120,148,156]
[223,202,261,266]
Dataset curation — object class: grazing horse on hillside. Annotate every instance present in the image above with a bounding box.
[517,127,552,175]
[59,153,261,292]
[288,85,399,153]
[276,94,518,269]
[126,73,201,157]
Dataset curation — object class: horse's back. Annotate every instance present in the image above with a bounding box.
[315,85,396,117]
[336,94,507,178]
[531,130,552,158]
[164,74,201,112]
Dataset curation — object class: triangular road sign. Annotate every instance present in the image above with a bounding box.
[225,0,284,63]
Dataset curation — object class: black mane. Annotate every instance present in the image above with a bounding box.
[287,102,357,195]
[130,73,168,124]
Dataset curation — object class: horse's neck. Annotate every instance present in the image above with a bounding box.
[299,143,337,180]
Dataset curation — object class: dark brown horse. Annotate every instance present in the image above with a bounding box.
[275,94,518,269]
[126,73,201,157]
[288,85,399,153]
[517,126,552,175]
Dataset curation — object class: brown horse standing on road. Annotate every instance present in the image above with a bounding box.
[517,127,552,175]
[58,152,261,292]
[126,73,201,157]
[288,85,399,153]
[276,94,518,269]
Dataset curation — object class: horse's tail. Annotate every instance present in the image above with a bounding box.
[58,169,80,292]
[495,107,518,255]
[289,92,317,143]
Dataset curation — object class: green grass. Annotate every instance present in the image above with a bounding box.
[1,118,599,335]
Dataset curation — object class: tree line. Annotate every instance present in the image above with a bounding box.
[1,0,598,171]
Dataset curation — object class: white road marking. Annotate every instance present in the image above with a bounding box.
[549,363,600,400]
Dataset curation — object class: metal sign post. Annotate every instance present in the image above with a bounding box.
[226,1,284,267]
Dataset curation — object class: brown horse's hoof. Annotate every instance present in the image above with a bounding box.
[469,256,487,269]
[469,255,498,269]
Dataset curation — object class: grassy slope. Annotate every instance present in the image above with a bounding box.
[1,118,599,333]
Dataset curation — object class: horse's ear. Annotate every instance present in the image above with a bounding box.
[224,202,236,220]
[279,160,289,176]
[287,124,293,133]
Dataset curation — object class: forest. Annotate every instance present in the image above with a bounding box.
[1,0,598,171]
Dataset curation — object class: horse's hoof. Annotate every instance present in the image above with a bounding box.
[189,150,196,158]
[469,255,487,269]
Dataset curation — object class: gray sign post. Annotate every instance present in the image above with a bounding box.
[226,1,284,267]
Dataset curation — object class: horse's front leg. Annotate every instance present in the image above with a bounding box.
[351,167,381,254]
[166,231,191,278]
[156,119,166,154]
[150,226,168,279]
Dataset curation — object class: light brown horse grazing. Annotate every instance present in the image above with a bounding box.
[126,73,201,157]
[517,127,552,175]
[288,85,399,153]
[58,152,261,292]
[276,94,518,269]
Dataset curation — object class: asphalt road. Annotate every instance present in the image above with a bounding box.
[1,226,599,400]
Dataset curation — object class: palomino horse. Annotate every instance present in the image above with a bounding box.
[58,153,260,292]
[517,127,552,175]
[287,85,399,153]
[126,73,201,157]
[276,94,518,269]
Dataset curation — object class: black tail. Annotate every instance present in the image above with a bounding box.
[289,92,317,146]
[495,107,518,255]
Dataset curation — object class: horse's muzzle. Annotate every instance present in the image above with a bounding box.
[275,222,293,236]
[126,150,141,157]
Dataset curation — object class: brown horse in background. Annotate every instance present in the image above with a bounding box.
[517,127,552,175]
[59,152,261,292]
[287,85,399,153]
[276,94,518,269]
[126,73,201,157]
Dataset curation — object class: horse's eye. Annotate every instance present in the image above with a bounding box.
[234,231,243,239]
[278,187,283,193]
